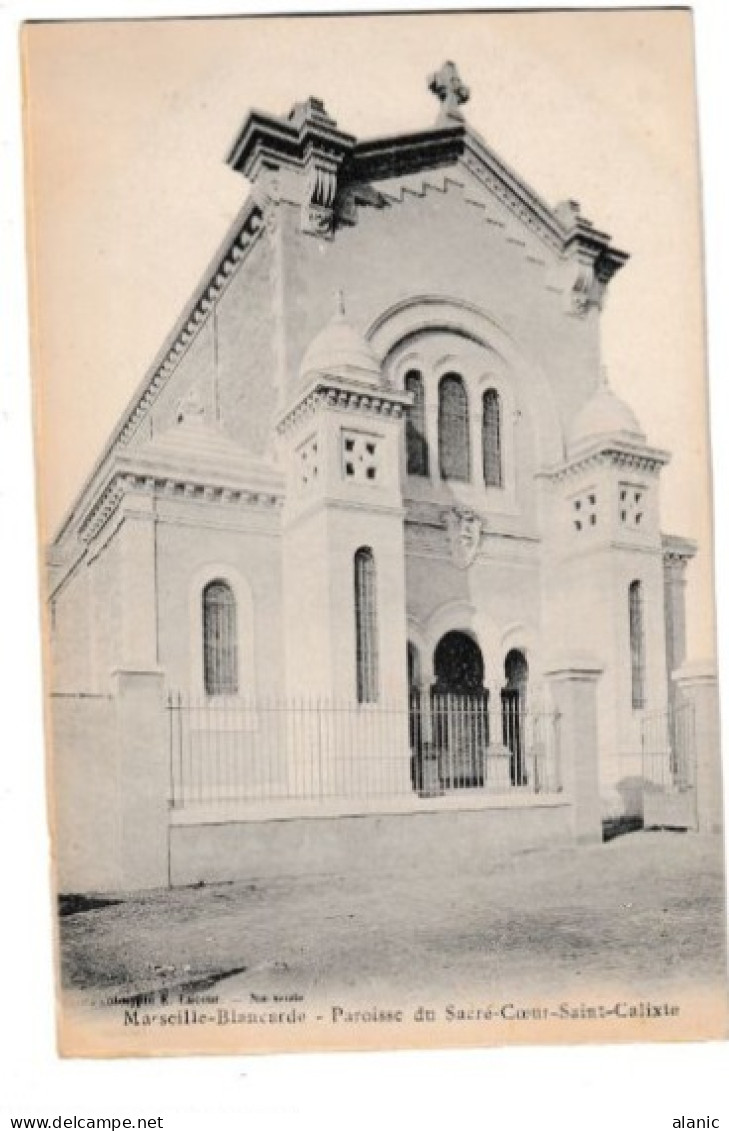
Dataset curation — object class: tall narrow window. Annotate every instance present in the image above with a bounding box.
[482,388,503,488]
[203,580,238,696]
[405,370,429,477]
[354,547,378,703]
[629,580,645,709]
[438,373,470,482]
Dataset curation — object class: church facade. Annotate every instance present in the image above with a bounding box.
[47,63,704,888]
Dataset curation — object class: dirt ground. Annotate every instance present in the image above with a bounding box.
[59,830,727,1006]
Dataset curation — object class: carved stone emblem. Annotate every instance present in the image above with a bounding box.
[303,203,334,236]
[570,261,594,315]
[301,162,337,237]
[176,388,206,425]
[445,506,483,569]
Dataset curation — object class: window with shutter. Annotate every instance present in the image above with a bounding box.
[405,370,429,477]
[354,547,379,704]
[203,580,238,696]
[629,580,646,709]
[482,387,503,488]
[438,373,470,482]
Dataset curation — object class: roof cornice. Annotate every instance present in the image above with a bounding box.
[276,374,412,438]
[662,532,698,563]
[76,450,284,547]
[540,441,671,482]
[228,104,356,178]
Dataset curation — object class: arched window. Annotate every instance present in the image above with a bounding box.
[629,580,646,709]
[354,547,378,703]
[482,388,503,488]
[203,580,238,696]
[438,373,470,482]
[405,370,429,477]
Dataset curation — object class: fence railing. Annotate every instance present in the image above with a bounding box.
[640,699,696,791]
[168,693,561,808]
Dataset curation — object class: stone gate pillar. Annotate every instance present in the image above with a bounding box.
[545,655,603,845]
[673,661,723,834]
[111,668,169,889]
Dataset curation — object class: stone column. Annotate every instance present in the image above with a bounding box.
[112,668,169,889]
[673,661,723,834]
[485,678,503,715]
[483,678,511,788]
[425,395,440,487]
[545,655,603,844]
[412,653,441,797]
[419,653,435,749]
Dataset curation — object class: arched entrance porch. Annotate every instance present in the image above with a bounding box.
[406,631,546,795]
[433,630,485,695]
[431,630,489,788]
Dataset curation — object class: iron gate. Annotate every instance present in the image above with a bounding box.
[640,699,697,829]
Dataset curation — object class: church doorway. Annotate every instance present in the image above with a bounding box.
[432,631,489,787]
[502,649,528,785]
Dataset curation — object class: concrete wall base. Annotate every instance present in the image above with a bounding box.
[169,803,572,886]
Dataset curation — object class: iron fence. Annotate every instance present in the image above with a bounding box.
[640,699,696,791]
[168,692,561,808]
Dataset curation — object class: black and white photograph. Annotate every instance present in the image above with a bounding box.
[20,8,727,1057]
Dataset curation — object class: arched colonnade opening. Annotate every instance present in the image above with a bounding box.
[408,631,529,791]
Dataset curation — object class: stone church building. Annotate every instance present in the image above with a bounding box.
[48,63,714,892]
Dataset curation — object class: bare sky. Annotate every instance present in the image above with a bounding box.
[23,10,715,656]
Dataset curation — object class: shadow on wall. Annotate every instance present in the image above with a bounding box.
[604,773,695,840]
[613,774,670,820]
[602,775,663,840]
[58,894,123,916]
[602,815,643,843]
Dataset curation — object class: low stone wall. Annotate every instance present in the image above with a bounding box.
[169,802,572,887]
[50,654,607,893]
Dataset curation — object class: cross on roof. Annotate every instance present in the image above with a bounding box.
[428,61,470,124]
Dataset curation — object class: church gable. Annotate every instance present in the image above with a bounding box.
[347,128,564,256]
[357,167,554,275]
[271,172,601,446]
[52,58,626,561]
[228,60,626,291]
[337,170,557,309]
[226,60,627,418]
[338,138,627,325]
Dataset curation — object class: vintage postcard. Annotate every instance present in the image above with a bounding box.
[23,10,727,1056]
